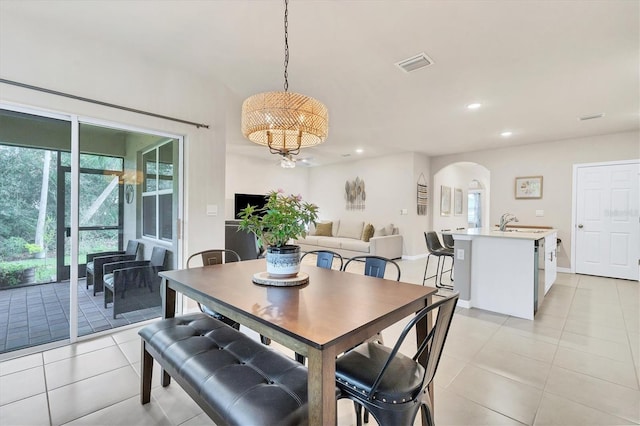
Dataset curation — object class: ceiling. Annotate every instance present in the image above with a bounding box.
[2,0,638,166]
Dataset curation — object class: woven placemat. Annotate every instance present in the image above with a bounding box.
[252,271,309,287]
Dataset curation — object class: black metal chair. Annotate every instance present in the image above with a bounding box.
[187,249,271,345]
[335,292,459,426]
[423,232,454,289]
[300,249,344,270]
[186,249,241,329]
[342,255,401,282]
[86,240,141,295]
[103,246,168,319]
[343,255,401,349]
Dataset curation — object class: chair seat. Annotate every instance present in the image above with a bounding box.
[336,342,424,404]
[103,273,114,289]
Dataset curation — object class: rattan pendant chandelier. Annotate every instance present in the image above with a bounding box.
[241,0,328,159]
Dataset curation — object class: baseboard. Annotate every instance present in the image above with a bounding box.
[557,267,571,274]
[402,253,428,260]
[457,299,471,309]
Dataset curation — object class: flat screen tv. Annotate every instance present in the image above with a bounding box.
[234,193,269,219]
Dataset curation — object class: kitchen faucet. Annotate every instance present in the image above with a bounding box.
[499,213,519,231]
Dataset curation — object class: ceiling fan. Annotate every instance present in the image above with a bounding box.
[278,153,313,168]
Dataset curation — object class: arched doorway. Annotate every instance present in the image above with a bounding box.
[432,162,490,233]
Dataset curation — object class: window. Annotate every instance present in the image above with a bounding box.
[142,140,175,241]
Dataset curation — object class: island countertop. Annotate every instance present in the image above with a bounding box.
[451,227,557,240]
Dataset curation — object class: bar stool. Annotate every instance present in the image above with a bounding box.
[423,231,454,289]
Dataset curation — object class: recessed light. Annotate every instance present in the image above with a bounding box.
[467,103,482,110]
[500,131,513,137]
[355,148,364,154]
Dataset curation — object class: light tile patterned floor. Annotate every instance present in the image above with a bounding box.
[0,258,638,426]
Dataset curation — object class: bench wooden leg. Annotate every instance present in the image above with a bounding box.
[162,369,171,387]
[141,341,153,404]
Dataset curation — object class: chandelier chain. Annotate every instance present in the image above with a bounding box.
[283,0,289,92]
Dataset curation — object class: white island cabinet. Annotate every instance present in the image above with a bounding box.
[451,228,558,320]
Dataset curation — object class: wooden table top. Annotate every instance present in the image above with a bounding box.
[160,259,437,350]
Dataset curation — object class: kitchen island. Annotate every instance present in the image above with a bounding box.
[451,228,557,320]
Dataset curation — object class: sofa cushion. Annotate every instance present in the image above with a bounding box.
[341,238,370,253]
[336,220,364,239]
[299,235,321,245]
[315,222,333,236]
[332,220,340,237]
[361,224,375,242]
[316,237,342,249]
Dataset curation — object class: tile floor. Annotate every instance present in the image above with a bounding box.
[0,258,638,425]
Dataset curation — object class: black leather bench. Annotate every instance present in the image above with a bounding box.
[139,313,310,426]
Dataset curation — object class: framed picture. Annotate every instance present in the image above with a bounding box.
[440,185,451,215]
[515,176,543,199]
[454,188,463,215]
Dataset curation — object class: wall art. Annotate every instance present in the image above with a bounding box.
[345,176,366,210]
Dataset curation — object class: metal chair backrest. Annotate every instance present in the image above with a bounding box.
[442,233,455,249]
[300,250,344,270]
[186,249,241,268]
[425,231,446,253]
[370,292,459,397]
[343,255,401,281]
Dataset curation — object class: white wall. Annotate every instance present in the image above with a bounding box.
[307,152,426,256]
[225,153,310,219]
[431,131,640,269]
[0,12,232,265]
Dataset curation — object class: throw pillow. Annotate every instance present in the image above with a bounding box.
[336,220,364,239]
[373,226,387,237]
[385,223,395,236]
[361,224,375,242]
[314,222,333,236]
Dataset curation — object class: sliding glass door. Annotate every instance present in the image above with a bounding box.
[0,105,182,353]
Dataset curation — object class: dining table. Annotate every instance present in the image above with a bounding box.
[159,258,438,425]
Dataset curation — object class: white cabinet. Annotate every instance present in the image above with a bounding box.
[543,233,557,294]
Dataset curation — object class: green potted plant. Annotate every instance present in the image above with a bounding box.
[238,189,318,278]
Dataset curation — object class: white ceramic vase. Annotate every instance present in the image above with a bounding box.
[265,245,301,279]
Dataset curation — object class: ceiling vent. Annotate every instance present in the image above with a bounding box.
[395,53,434,73]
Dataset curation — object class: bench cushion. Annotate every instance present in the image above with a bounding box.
[139,313,309,426]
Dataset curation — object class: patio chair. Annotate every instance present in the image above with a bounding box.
[335,292,459,426]
[103,246,168,319]
[86,240,140,295]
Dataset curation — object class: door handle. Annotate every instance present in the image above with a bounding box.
[578,224,584,229]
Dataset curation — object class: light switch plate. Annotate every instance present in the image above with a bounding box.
[206,204,218,216]
[535,209,544,217]
[457,249,464,260]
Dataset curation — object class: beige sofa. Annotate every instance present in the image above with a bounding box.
[294,220,403,260]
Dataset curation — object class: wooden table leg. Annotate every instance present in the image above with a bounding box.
[160,277,175,386]
[307,346,338,426]
[162,277,176,319]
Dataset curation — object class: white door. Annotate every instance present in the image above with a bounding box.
[575,161,639,280]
